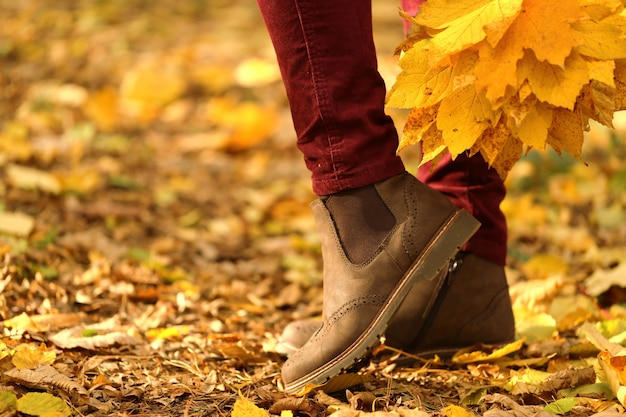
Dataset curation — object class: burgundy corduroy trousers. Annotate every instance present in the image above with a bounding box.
[256,0,508,266]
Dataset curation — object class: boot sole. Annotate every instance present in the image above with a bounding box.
[283,208,480,394]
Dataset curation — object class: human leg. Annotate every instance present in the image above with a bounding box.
[256,0,405,196]
[273,0,515,368]
[257,0,480,393]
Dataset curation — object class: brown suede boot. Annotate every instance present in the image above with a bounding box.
[280,172,480,394]
[277,252,515,358]
[408,252,515,354]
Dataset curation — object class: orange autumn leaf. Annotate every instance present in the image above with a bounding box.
[388,0,626,178]
[437,84,496,155]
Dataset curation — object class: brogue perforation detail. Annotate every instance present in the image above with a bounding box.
[402,179,420,260]
[327,294,387,327]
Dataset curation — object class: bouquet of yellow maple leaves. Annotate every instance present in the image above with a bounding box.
[387,0,626,177]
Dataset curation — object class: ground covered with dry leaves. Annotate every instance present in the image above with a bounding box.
[1,1,626,416]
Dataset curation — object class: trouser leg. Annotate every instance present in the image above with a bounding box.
[257,0,405,195]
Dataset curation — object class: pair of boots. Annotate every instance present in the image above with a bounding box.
[278,172,515,394]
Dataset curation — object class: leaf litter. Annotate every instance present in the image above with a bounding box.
[0,0,625,416]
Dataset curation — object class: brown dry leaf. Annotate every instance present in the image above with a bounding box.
[269,397,320,416]
[5,365,87,396]
[482,393,550,417]
[536,367,596,393]
[327,410,431,417]
[50,328,142,350]
[90,373,114,390]
[326,411,363,417]
[213,342,267,364]
[587,412,626,417]
[399,411,437,417]
[49,317,142,350]
[347,390,377,411]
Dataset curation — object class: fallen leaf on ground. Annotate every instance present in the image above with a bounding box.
[0,211,35,237]
[0,391,17,413]
[12,344,56,370]
[452,339,524,364]
[232,396,269,417]
[6,365,87,396]
[49,317,142,349]
[16,392,71,417]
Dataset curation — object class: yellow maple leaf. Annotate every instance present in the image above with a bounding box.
[509,0,584,68]
[399,106,439,152]
[579,0,623,21]
[388,46,453,109]
[421,127,447,166]
[574,19,626,60]
[400,107,448,167]
[487,133,523,179]
[517,50,590,110]
[587,58,616,86]
[437,84,496,155]
[424,0,523,61]
[516,101,553,149]
[391,0,626,177]
[415,0,492,29]
[615,59,626,110]
[546,107,586,160]
[579,81,617,126]
[502,89,534,131]
[474,36,523,104]
[477,119,511,165]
